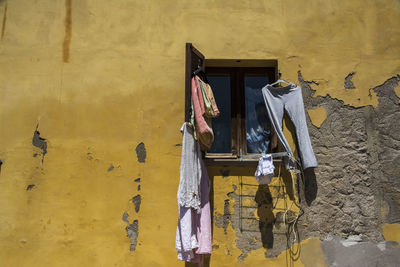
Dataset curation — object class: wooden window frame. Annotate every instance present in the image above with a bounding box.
[185,43,278,163]
[205,67,275,159]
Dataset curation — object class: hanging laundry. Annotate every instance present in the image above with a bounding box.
[255,154,275,184]
[204,82,220,118]
[176,123,212,264]
[198,77,214,118]
[191,76,214,150]
[177,123,202,212]
[262,83,318,170]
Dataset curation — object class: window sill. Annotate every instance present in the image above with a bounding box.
[204,152,288,166]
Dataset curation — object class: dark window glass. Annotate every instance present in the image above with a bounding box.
[207,75,232,153]
[244,75,271,153]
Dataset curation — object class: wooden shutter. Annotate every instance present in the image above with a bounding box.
[185,43,205,122]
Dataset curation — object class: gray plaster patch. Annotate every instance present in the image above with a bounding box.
[132,195,141,213]
[296,72,400,243]
[135,142,146,163]
[32,124,47,163]
[214,199,231,235]
[107,164,114,172]
[26,184,35,190]
[122,212,139,251]
[344,72,356,89]
[122,211,129,224]
[321,237,400,267]
[127,220,139,251]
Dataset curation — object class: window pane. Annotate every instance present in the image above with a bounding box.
[207,75,231,153]
[245,75,271,154]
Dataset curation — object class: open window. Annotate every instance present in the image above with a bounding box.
[185,43,278,164]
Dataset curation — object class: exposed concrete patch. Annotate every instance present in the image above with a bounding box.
[127,220,139,251]
[134,178,140,183]
[307,106,327,128]
[137,185,141,191]
[107,164,114,172]
[215,199,231,235]
[344,72,356,89]
[135,143,146,163]
[321,236,400,267]
[132,195,141,213]
[32,125,47,163]
[26,184,35,190]
[63,0,72,63]
[122,212,139,251]
[296,71,400,244]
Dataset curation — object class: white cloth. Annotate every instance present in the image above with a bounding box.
[176,206,198,261]
[255,154,275,184]
[177,123,202,213]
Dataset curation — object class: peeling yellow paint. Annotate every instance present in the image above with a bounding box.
[0,0,399,266]
[307,107,328,128]
[382,224,400,243]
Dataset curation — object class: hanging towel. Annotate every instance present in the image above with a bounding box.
[198,77,214,118]
[191,76,214,150]
[205,82,220,118]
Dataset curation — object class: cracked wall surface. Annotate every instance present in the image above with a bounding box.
[0,0,399,266]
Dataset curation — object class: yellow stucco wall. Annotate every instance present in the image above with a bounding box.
[0,0,399,266]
